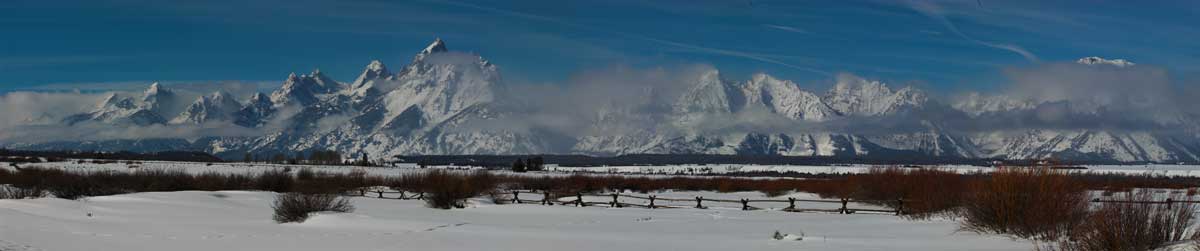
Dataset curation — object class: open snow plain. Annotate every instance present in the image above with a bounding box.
[0,190,1031,251]
[5,160,1200,250]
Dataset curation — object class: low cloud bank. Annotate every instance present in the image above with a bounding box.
[1,57,1196,145]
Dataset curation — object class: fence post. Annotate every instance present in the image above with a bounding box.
[1167,198,1175,210]
[399,191,406,200]
[359,189,365,196]
[840,198,848,214]
[895,198,904,216]
[377,191,383,199]
[577,193,584,207]
[649,195,656,209]
[513,191,520,204]
[695,196,704,209]
[417,192,424,200]
[787,197,796,211]
[741,199,750,211]
[611,193,619,207]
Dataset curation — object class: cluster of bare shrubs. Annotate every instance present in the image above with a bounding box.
[959,167,1091,240]
[1039,193,1199,251]
[0,156,49,164]
[0,167,386,200]
[790,165,1200,250]
[838,167,967,218]
[0,185,44,199]
[271,192,355,223]
[389,170,497,209]
[953,168,1200,251]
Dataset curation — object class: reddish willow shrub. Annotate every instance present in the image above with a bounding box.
[960,167,1090,240]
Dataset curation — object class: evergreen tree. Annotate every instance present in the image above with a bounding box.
[355,152,371,166]
[511,159,526,172]
[530,156,545,171]
[330,151,342,165]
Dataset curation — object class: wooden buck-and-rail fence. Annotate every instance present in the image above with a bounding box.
[348,189,910,215]
[1091,198,1200,209]
[346,189,1200,215]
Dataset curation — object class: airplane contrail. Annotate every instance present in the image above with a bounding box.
[418,0,832,76]
[908,1,1040,63]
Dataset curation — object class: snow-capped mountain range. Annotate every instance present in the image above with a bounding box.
[10,39,1200,163]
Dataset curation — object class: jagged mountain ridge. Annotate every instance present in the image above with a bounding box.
[14,39,1200,163]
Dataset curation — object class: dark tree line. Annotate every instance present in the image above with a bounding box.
[511,156,545,172]
[242,150,376,166]
[306,150,343,165]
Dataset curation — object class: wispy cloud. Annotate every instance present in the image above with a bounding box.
[763,24,811,34]
[906,1,1040,63]
[5,80,279,94]
[421,0,831,76]
[919,29,943,36]
[0,55,133,69]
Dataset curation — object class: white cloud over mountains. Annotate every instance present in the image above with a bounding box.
[0,55,1196,145]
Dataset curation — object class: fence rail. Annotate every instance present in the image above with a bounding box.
[1091,198,1200,206]
[347,189,910,215]
[350,188,424,200]
[345,189,1200,216]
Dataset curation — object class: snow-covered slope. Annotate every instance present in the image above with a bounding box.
[61,87,170,126]
[233,92,275,128]
[824,75,927,117]
[171,91,242,124]
[740,73,835,121]
[1077,56,1135,67]
[270,70,343,106]
[139,82,185,116]
[673,70,733,116]
[952,93,1037,116]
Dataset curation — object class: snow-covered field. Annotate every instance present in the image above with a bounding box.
[8,160,450,176]
[6,160,1200,250]
[0,191,1032,251]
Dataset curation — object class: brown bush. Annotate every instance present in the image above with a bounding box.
[193,171,255,191]
[406,170,497,209]
[255,169,294,192]
[271,192,355,223]
[0,185,45,199]
[4,168,126,199]
[296,168,316,180]
[838,167,967,218]
[1043,193,1198,251]
[960,167,1090,240]
[0,167,392,199]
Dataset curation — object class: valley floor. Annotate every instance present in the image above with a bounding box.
[0,191,1032,251]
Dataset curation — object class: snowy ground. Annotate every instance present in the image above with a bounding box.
[0,191,1032,251]
[7,160,451,176]
[4,160,1200,250]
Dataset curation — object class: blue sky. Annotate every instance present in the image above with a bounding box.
[1,0,1197,93]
